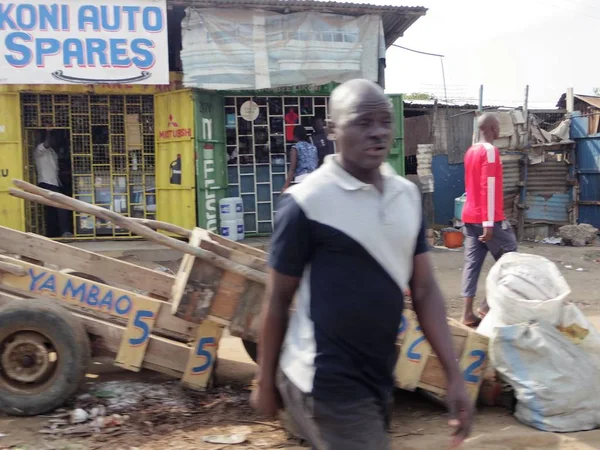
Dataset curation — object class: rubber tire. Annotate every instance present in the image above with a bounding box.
[242,339,258,363]
[0,300,91,416]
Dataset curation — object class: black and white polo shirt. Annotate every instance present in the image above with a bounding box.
[269,155,428,404]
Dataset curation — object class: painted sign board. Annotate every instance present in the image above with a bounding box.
[0,0,168,84]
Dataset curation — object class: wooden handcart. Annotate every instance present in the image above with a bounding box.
[0,180,490,417]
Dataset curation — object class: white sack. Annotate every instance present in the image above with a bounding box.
[478,253,570,337]
[491,321,600,432]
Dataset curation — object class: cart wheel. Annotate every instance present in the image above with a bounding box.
[242,339,258,363]
[0,300,91,416]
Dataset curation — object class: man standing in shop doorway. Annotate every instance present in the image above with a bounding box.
[311,116,334,166]
[34,131,71,238]
[461,113,518,327]
[252,79,472,450]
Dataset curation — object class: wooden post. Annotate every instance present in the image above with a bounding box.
[181,320,224,390]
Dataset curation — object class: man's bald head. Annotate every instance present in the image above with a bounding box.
[330,79,390,125]
[328,79,394,173]
[478,113,500,142]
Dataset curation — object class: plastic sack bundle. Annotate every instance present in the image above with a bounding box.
[478,253,571,337]
[491,321,600,432]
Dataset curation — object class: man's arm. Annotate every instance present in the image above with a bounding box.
[410,241,472,446]
[480,144,498,228]
[252,194,314,416]
[253,270,299,415]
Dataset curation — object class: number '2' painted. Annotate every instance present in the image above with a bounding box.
[463,349,486,384]
[407,326,426,362]
[192,337,216,374]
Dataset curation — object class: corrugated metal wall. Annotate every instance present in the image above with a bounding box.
[501,154,521,222]
[525,160,570,224]
[404,114,431,158]
[572,113,600,228]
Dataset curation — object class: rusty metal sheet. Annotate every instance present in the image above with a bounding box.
[525,161,570,224]
[501,154,522,221]
[404,115,432,157]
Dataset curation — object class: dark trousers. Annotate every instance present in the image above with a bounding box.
[278,370,390,450]
[39,183,69,237]
[461,221,518,298]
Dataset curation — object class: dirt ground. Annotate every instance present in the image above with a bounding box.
[1,242,599,450]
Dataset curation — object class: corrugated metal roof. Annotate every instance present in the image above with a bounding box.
[574,94,600,110]
[170,0,427,47]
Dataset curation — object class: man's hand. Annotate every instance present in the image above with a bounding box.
[250,382,282,418]
[479,227,493,243]
[446,378,473,448]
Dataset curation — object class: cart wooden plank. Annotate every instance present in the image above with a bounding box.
[182,320,224,390]
[0,256,195,340]
[115,296,162,372]
[0,226,175,299]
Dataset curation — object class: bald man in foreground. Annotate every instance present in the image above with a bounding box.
[252,79,472,449]
[461,113,518,327]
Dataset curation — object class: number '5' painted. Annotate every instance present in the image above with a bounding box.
[463,349,486,383]
[192,337,216,374]
[129,310,154,346]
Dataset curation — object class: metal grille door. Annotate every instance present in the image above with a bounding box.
[21,93,156,239]
[225,95,329,234]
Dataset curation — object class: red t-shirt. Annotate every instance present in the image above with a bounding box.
[462,142,505,227]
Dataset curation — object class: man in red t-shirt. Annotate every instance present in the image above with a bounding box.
[461,113,517,327]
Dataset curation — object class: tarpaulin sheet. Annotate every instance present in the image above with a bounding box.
[181,7,385,90]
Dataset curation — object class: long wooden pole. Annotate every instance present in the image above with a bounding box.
[11,180,266,284]
[9,189,191,238]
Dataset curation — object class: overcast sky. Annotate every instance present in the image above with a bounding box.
[379,0,597,108]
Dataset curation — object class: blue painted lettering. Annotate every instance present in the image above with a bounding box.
[28,269,47,291]
[63,38,84,66]
[85,39,108,67]
[5,32,33,67]
[61,4,69,31]
[131,39,154,69]
[15,4,36,31]
[39,274,56,294]
[0,4,17,30]
[86,285,100,306]
[115,295,132,316]
[78,5,99,32]
[122,6,140,32]
[62,279,87,302]
[142,7,162,32]
[100,6,121,32]
[98,291,114,312]
[38,4,59,31]
[109,39,130,67]
[36,38,60,67]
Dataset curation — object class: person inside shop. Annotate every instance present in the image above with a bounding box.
[310,116,334,167]
[281,125,318,192]
[34,130,71,238]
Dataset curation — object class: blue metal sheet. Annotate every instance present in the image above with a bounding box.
[525,193,570,223]
[570,112,588,139]
[578,205,600,228]
[579,173,600,201]
[576,138,600,173]
[575,129,600,226]
[432,155,465,225]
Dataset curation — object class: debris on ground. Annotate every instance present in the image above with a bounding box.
[542,236,562,245]
[559,224,598,247]
[202,427,251,444]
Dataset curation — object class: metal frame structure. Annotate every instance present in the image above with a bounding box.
[225,95,330,234]
[20,94,156,239]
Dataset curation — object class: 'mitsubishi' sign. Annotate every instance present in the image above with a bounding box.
[0,0,168,85]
